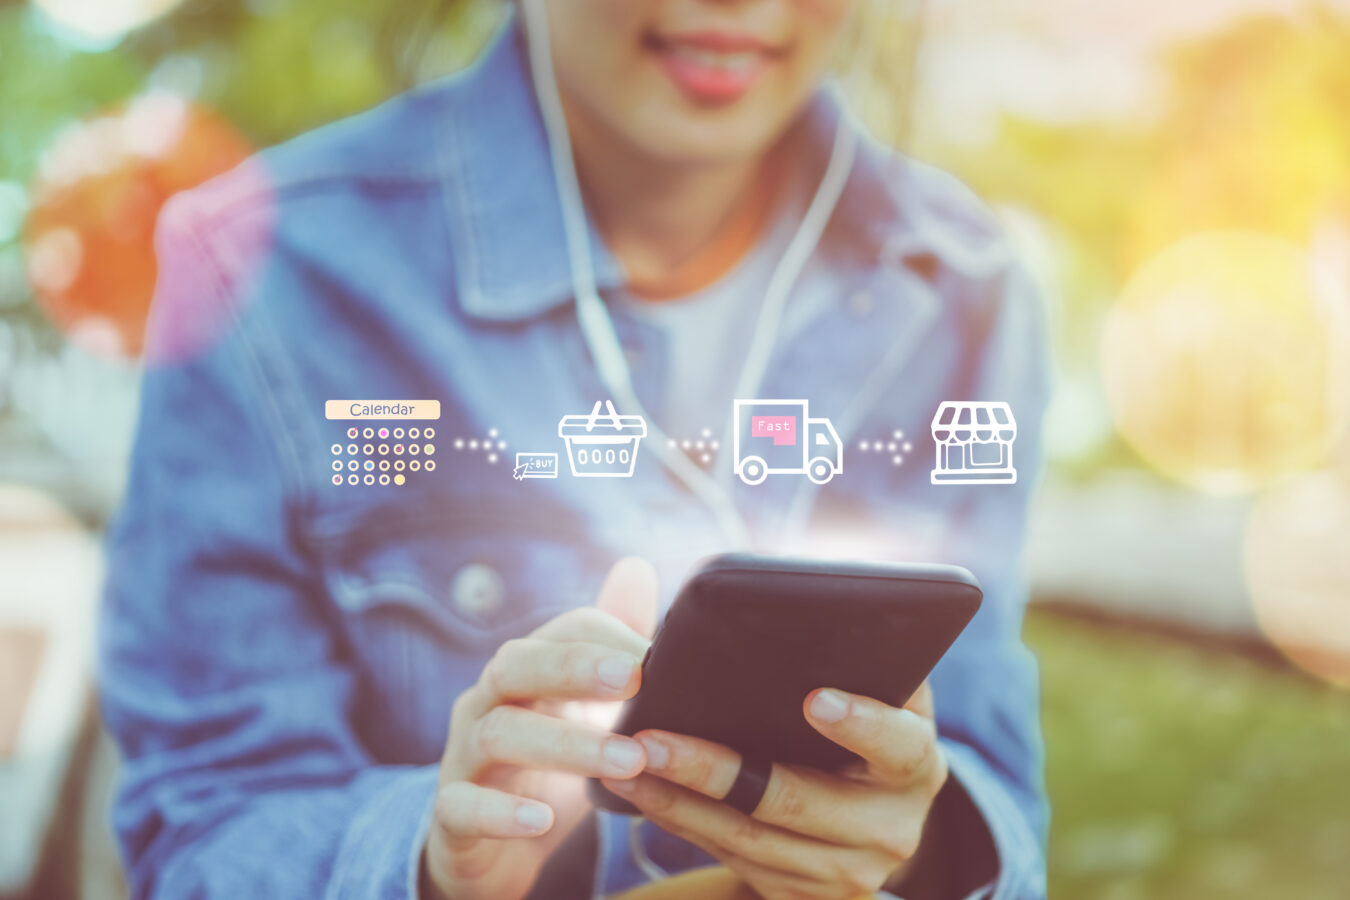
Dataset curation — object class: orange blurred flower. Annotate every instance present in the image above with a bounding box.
[23,92,254,360]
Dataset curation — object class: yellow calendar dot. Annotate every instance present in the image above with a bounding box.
[394,474,405,486]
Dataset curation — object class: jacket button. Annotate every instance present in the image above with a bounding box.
[450,563,504,620]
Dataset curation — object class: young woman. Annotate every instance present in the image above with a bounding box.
[101,1,1051,898]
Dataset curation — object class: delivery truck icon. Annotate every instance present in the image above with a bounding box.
[733,399,843,486]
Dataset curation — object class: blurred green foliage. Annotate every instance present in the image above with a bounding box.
[0,0,499,155]
[0,0,502,395]
[1030,612,1350,899]
[931,11,1350,390]
[918,10,1350,475]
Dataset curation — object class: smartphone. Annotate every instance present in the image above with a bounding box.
[589,553,982,814]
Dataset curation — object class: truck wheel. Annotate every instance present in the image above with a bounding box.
[807,457,835,485]
[738,456,768,486]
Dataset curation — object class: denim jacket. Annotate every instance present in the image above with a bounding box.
[101,13,1051,900]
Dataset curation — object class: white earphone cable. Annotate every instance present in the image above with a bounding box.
[523,0,755,547]
[521,0,857,554]
[716,103,857,488]
[520,1,863,887]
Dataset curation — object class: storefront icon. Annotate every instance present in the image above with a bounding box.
[930,401,1017,485]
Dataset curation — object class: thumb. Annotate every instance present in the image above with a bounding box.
[595,557,658,640]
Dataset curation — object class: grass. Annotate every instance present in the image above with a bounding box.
[1027,611,1350,900]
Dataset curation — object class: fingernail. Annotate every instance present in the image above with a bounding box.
[638,735,669,770]
[603,738,644,775]
[515,803,551,833]
[597,656,636,691]
[810,689,850,724]
[605,777,636,795]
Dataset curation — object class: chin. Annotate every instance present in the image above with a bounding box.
[629,108,778,166]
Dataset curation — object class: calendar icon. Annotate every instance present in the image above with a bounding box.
[325,400,440,487]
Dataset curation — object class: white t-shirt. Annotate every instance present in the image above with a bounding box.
[618,189,806,444]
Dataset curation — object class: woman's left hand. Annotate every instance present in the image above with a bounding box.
[602,681,946,900]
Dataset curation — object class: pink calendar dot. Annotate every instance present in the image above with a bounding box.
[378,428,389,439]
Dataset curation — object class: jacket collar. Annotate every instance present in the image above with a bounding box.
[432,10,943,324]
[432,14,624,322]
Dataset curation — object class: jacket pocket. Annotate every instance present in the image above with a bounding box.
[318,510,602,652]
[311,509,607,762]
[313,504,610,650]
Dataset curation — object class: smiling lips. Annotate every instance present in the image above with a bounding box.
[646,30,783,103]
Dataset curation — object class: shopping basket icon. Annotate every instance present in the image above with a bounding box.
[558,401,647,478]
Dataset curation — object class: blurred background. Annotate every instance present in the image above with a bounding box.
[2,0,1349,898]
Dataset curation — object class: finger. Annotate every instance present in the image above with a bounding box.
[804,689,947,792]
[602,775,875,881]
[470,704,646,779]
[594,556,658,640]
[636,730,909,849]
[478,638,641,706]
[432,781,554,842]
[635,731,740,798]
[903,680,935,719]
[529,606,650,656]
[644,813,831,894]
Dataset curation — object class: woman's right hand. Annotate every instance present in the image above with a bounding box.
[421,558,659,900]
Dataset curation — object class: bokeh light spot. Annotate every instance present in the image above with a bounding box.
[33,0,184,50]
[1103,231,1350,495]
[25,226,83,294]
[1244,469,1350,688]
